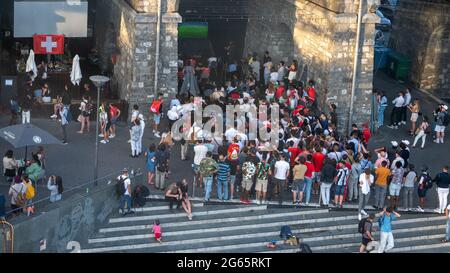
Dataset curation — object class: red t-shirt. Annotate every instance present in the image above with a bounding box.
[363,128,372,143]
[307,87,316,102]
[110,106,119,118]
[305,161,315,178]
[312,152,326,172]
[288,147,301,166]
[275,86,285,99]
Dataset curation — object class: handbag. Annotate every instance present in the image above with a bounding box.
[77,115,83,122]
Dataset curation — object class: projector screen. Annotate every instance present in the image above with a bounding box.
[14,0,88,38]
[179,22,209,39]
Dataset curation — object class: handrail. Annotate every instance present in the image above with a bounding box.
[5,168,143,217]
[1,219,14,253]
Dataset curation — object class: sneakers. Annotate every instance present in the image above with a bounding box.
[358,213,362,221]
[99,134,104,137]
[50,114,57,119]
[110,134,116,139]
[100,140,109,144]
[62,141,68,145]
[154,132,161,138]
[416,206,424,212]
[360,209,368,216]
[434,208,442,213]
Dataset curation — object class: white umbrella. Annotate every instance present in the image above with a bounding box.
[25,49,38,81]
[70,54,82,86]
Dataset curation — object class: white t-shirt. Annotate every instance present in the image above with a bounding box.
[274,160,290,180]
[392,96,405,108]
[359,173,374,195]
[193,144,208,165]
[225,128,238,141]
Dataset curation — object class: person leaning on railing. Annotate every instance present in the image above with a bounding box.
[47,176,63,203]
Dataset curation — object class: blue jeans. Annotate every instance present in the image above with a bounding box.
[217,179,229,200]
[378,105,386,127]
[120,195,132,213]
[302,177,313,203]
[446,220,450,241]
[203,176,213,201]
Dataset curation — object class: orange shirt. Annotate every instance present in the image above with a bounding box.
[375,167,391,186]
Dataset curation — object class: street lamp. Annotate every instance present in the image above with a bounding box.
[90,75,110,185]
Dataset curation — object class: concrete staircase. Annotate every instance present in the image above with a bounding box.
[81,199,450,253]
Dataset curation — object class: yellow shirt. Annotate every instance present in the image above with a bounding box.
[375,167,391,186]
[293,164,307,180]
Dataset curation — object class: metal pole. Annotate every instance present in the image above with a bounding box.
[348,0,364,134]
[154,0,162,96]
[94,85,101,185]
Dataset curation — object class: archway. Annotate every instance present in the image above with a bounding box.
[420,26,450,97]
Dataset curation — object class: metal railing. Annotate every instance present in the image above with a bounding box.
[5,168,144,219]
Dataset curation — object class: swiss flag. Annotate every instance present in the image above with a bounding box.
[33,34,65,55]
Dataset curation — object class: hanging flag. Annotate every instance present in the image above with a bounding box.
[33,34,65,55]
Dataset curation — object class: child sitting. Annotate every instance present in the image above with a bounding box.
[152,219,162,243]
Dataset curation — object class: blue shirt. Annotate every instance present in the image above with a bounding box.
[228,64,237,73]
[379,214,397,232]
[217,161,231,182]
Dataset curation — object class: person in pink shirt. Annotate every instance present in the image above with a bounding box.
[152,219,162,243]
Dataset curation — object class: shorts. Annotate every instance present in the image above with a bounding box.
[255,179,268,193]
[410,113,419,122]
[229,175,236,184]
[389,183,402,196]
[242,178,254,191]
[292,179,305,193]
[105,122,112,131]
[418,188,428,198]
[435,125,446,133]
[153,114,161,125]
[335,185,345,196]
[154,232,162,240]
[314,172,321,183]
[111,117,118,125]
[361,237,372,246]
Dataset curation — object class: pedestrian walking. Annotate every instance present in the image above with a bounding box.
[378,208,401,253]
[433,166,450,214]
[199,152,218,202]
[152,219,162,243]
[402,164,417,211]
[358,168,374,221]
[137,114,145,156]
[443,205,450,243]
[359,214,376,253]
[412,116,430,149]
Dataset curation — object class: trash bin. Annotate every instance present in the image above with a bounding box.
[387,51,411,80]
[374,47,391,71]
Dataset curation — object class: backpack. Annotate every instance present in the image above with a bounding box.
[424,123,432,135]
[297,243,312,253]
[150,100,163,114]
[84,103,94,116]
[443,113,450,126]
[420,173,433,189]
[358,218,368,234]
[377,215,385,227]
[115,176,127,196]
[25,182,35,200]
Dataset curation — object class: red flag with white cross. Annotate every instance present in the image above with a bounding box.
[33,34,65,55]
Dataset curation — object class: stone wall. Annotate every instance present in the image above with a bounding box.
[390,0,450,98]
[245,0,378,131]
[95,0,181,117]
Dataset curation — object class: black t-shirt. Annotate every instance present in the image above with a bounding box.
[434,172,450,189]
[62,91,72,105]
[321,163,337,183]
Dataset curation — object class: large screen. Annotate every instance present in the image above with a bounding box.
[14,0,88,38]
[179,22,208,39]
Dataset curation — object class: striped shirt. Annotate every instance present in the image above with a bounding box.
[217,161,231,182]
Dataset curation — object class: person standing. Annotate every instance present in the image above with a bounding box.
[320,158,337,207]
[8,176,26,215]
[217,155,231,202]
[77,96,91,134]
[389,161,404,210]
[118,168,133,216]
[303,154,316,205]
[408,98,420,135]
[109,102,121,138]
[388,91,405,129]
[377,91,388,128]
[47,175,63,203]
[137,114,145,156]
[273,154,290,206]
[241,154,257,204]
[129,119,142,158]
[412,116,430,149]
[358,168,374,221]
[255,156,271,205]
[433,166,450,214]
[199,152,218,202]
[434,104,448,144]
[400,88,412,125]
[378,208,401,253]
[292,156,307,205]
[9,96,20,125]
[193,140,208,188]
[402,164,417,211]
[21,92,33,124]
[348,157,362,203]
[443,204,450,243]
[59,105,69,145]
[144,143,157,185]
[151,93,164,138]
[416,166,432,212]
[3,150,18,184]
[359,214,376,253]
[155,144,170,190]
[334,162,350,208]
